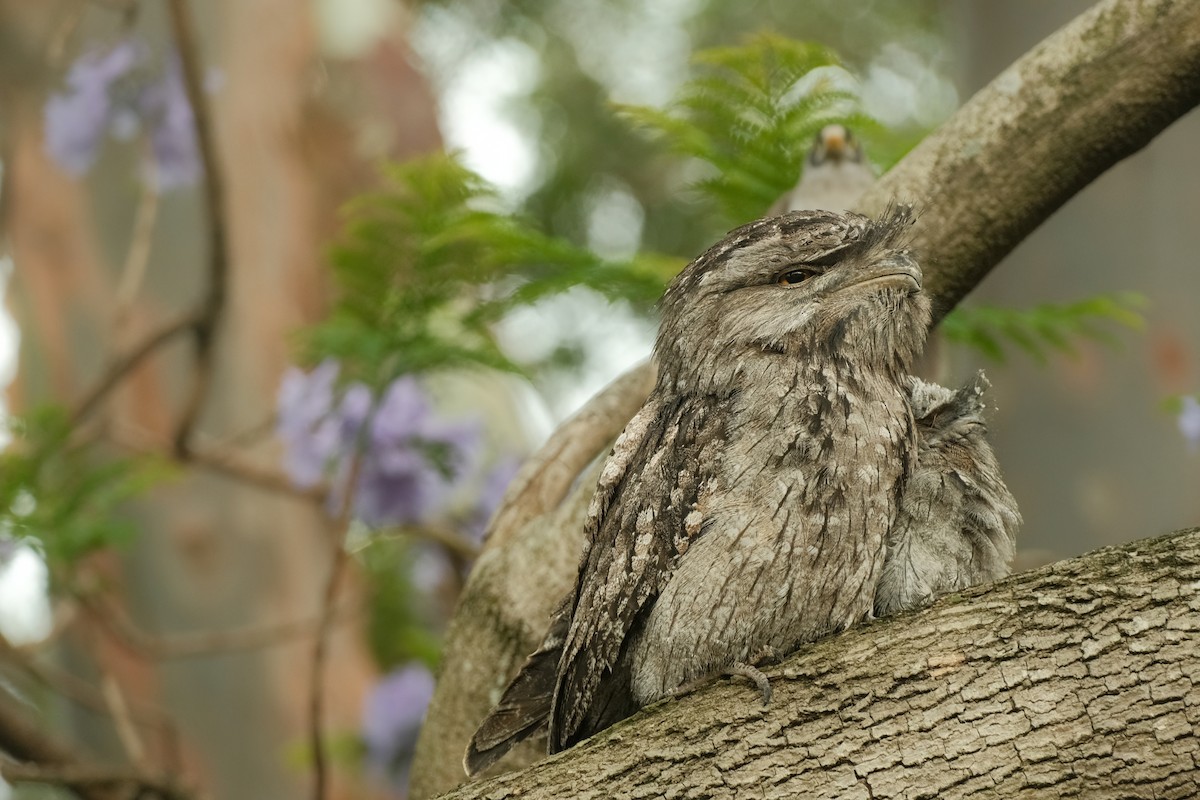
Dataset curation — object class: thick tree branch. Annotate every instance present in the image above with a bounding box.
[439,527,1200,799]
[411,1,1200,796]
[857,0,1200,322]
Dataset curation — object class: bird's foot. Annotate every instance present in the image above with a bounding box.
[727,661,772,705]
[750,645,781,667]
[667,649,777,705]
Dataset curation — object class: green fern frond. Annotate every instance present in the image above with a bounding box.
[306,152,672,388]
[617,34,862,223]
[941,293,1146,363]
[0,408,165,572]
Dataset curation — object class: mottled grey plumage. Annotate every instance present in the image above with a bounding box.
[465,208,1018,777]
[875,374,1020,616]
[768,124,877,215]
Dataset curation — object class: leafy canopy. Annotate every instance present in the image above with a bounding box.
[0,408,162,574]
[618,33,1144,359]
[618,34,867,225]
[305,154,674,390]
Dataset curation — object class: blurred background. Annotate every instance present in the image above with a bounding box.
[0,0,1197,798]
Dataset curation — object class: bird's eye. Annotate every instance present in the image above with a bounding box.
[777,269,817,287]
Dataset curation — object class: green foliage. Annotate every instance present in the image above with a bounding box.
[0,407,163,573]
[618,33,882,225]
[310,37,1146,385]
[940,293,1146,363]
[1161,394,1187,415]
[358,534,443,671]
[306,153,673,389]
[285,730,366,772]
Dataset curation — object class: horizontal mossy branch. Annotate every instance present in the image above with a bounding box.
[439,527,1200,799]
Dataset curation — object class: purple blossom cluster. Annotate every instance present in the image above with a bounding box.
[0,536,16,568]
[1179,395,1200,452]
[276,361,483,528]
[361,664,435,791]
[43,38,201,191]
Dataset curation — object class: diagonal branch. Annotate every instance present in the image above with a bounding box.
[70,0,233,437]
[0,686,187,800]
[71,313,199,426]
[74,590,356,660]
[856,0,1200,322]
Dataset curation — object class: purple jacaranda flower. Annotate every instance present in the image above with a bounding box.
[277,363,482,527]
[139,55,201,190]
[353,378,482,528]
[1179,395,1200,452]
[362,664,435,792]
[277,360,343,487]
[0,536,17,568]
[44,39,143,175]
[43,38,202,191]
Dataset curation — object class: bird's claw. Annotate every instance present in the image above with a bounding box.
[728,661,772,705]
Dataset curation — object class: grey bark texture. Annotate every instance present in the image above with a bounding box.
[409,0,1200,796]
[440,526,1200,800]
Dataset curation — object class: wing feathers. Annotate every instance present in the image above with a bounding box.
[463,599,570,776]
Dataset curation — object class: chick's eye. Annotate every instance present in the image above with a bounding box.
[777,269,817,287]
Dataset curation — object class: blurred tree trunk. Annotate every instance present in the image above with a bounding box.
[1,1,439,797]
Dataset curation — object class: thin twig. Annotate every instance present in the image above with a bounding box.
[308,456,363,800]
[75,590,355,660]
[108,423,330,502]
[88,0,139,10]
[46,0,87,66]
[113,156,160,333]
[68,0,227,435]
[214,413,279,449]
[165,0,230,457]
[100,672,147,769]
[0,757,192,800]
[185,441,328,499]
[2,630,190,778]
[352,524,482,561]
[71,313,199,425]
[0,690,117,800]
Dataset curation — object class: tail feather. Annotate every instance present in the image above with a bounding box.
[464,601,569,777]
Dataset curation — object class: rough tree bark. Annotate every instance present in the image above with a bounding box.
[442,527,1200,799]
[410,0,1200,796]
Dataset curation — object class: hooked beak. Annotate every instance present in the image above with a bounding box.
[821,129,846,160]
[844,262,922,294]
